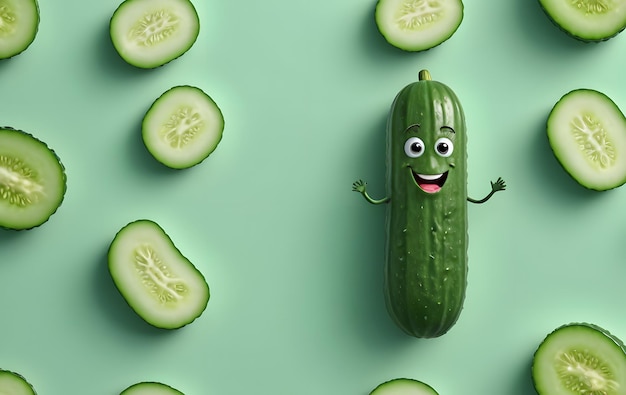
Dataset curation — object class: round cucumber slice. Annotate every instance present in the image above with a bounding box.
[370,378,439,395]
[0,127,66,230]
[375,0,463,52]
[0,0,39,59]
[142,85,224,169]
[109,0,199,69]
[547,88,626,191]
[538,0,626,42]
[0,370,36,395]
[108,219,210,329]
[120,381,184,395]
[532,322,626,395]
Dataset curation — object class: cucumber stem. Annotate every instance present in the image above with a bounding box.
[419,70,432,81]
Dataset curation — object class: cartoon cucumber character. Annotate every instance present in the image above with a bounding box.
[353,69,505,338]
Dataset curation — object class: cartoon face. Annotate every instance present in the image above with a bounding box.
[403,124,457,194]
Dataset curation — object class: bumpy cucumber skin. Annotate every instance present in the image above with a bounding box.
[0,369,37,395]
[374,0,464,52]
[370,378,439,395]
[384,73,468,338]
[109,0,200,69]
[537,0,626,42]
[0,0,40,60]
[532,322,626,395]
[107,219,210,330]
[0,126,67,231]
[120,381,184,395]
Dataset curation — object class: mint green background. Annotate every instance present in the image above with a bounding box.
[1,1,626,394]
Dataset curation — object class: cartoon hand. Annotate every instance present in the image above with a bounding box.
[491,177,506,192]
[352,179,367,194]
[353,180,390,204]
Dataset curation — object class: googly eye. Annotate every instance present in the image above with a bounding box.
[404,137,425,158]
[435,137,454,157]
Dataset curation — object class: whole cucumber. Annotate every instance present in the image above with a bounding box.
[353,70,505,338]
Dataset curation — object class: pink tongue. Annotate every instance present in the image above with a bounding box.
[420,183,441,193]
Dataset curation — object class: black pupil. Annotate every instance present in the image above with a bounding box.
[411,143,423,153]
[438,142,449,153]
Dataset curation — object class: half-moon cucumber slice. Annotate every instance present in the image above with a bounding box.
[538,0,626,42]
[532,322,626,395]
[0,127,66,230]
[370,378,439,395]
[547,88,626,191]
[109,0,199,68]
[375,0,463,52]
[0,370,36,395]
[120,381,184,395]
[0,0,40,59]
[108,219,210,329]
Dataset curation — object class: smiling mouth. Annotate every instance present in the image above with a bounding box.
[411,170,449,193]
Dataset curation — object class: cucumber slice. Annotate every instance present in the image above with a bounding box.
[0,127,66,230]
[547,88,626,191]
[109,0,199,69]
[374,0,463,52]
[0,370,36,395]
[142,85,224,169]
[538,0,626,42]
[370,378,439,395]
[0,0,39,59]
[108,219,210,329]
[532,322,626,395]
[120,381,184,395]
